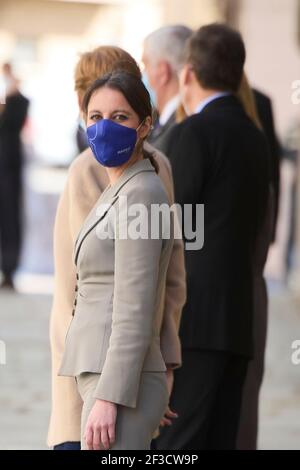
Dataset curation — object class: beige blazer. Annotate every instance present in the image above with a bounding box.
[58,158,174,408]
[47,143,186,446]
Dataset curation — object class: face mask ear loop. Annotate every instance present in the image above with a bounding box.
[136,119,145,132]
[136,119,153,140]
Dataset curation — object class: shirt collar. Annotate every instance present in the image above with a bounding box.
[159,95,180,126]
[194,92,231,115]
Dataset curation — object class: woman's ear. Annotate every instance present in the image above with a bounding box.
[138,116,152,140]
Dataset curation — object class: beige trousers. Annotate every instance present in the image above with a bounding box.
[76,371,169,450]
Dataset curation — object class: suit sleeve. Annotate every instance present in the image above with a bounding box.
[93,187,163,408]
[170,122,205,206]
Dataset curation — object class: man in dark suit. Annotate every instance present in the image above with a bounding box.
[153,24,269,450]
[142,25,192,154]
[0,63,29,289]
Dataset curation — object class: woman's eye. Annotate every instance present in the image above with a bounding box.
[114,114,128,122]
[90,114,102,121]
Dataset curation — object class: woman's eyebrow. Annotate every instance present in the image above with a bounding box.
[112,109,132,115]
[88,109,132,115]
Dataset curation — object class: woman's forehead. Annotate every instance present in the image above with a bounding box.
[89,87,131,111]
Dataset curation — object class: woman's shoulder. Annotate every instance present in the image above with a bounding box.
[67,148,109,189]
[68,148,96,178]
[123,166,169,206]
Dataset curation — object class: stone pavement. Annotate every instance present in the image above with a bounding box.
[0,283,300,450]
[258,284,300,449]
[0,290,52,450]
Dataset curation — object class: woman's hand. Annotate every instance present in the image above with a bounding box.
[84,399,117,450]
[160,405,178,427]
[160,369,178,427]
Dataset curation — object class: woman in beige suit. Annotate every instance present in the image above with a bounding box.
[48,47,186,449]
[58,70,175,450]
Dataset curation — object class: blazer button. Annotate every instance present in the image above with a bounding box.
[76,273,79,280]
[74,298,77,306]
[72,309,75,316]
[75,285,78,292]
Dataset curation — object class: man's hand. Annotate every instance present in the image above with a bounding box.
[84,399,117,450]
[160,369,178,427]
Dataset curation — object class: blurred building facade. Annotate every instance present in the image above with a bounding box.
[0,0,299,165]
[0,0,299,280]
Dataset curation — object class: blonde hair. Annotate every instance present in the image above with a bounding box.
[74,46,141,102]
[176,103,187,123]
[236,72,262,130]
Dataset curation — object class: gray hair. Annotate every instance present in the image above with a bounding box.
[144,25,193,74]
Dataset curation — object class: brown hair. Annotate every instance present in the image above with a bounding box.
[74,46,141,102]
[82,70,159,173]
[186,23,246,92]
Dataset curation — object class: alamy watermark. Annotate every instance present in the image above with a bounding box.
[291,80,300,104]
[291,340,300,365]
[95,196,205,251]
[0,340,6,365]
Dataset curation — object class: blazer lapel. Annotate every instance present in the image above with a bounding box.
[74,193,119,265]
[73,158,155,265]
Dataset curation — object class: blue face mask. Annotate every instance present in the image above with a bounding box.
[86,119,143,167]
[142,72,157,108]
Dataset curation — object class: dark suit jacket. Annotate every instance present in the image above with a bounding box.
[253,89,281,241]
[148,112,176,154]
[167,95,269,358]
[0,92,29,170]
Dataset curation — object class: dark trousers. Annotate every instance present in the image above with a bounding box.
[237,277,268,449]
[0,169,22,277]
[53,441,81,450]
[152,350,248,450]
